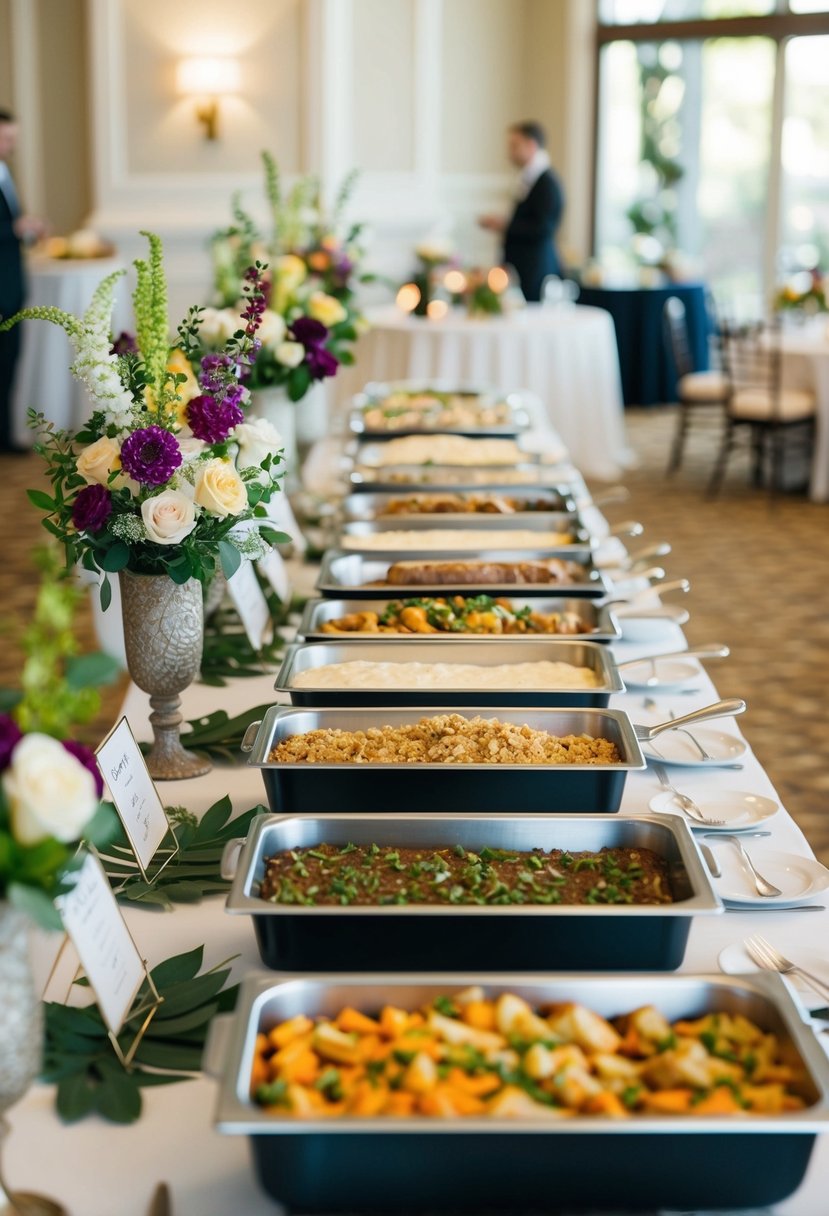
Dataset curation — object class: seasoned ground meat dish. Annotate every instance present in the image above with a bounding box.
[383,494,563,515]
[259,843,673,907]
[378,559,586,587]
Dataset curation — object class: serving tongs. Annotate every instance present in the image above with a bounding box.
[634,698,746,747]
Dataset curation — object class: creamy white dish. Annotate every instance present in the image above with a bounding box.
[359,435,524,468]
[290,659,602,690]
[342,529,573,551]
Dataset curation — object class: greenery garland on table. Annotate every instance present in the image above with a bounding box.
[100,795,266,909]
[42,945,238,1124]
[173,704,276,764]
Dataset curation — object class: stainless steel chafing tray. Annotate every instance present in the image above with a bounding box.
[222,811,721,973]
[341,487,580,523]
[349,382,531,439]
[207,970,829,1213]
[296,596,622,644]
[274,638,624,708]
[242,705,645,815]
[338,515,594,555]
[350,438,541,471]
[347,462,577,491]
[316,550,611,600]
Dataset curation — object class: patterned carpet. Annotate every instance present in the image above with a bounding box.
[1,406,827,861]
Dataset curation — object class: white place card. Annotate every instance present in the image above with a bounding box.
[257,545,291,605]
[55,851,146,1035]
[97,717,170,874]
[227,558,273,650]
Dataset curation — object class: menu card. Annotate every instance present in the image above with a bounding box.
[96,717,170,874]
[55,851,146,1034]
[227,558,273,651]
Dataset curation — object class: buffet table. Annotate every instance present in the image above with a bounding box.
[335,305,634,482]
[9,569,829,1214]
[778,319,829,503]
[11,255,129,446]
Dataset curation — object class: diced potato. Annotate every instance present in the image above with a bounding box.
[403,1052,438,1094]
[545,1003,622,1054]
[742,1083,787,1113]
[270,1014,314,1050]
[487,1087,572,1120]
[642,1039,712,1091]
[454,986,486,1006]
[379,1006,409,1038]
[286,1083,317,1117]
[524,1043,555,1079]
[549,1064,604,1110]
[428,1011,505,1052]
[495,994,551,1041]
[592,1053,642,1083]
[621,1005,672,1046]
[312,1022,362,1064]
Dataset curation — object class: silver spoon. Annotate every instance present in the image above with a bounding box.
[718,834,782,898]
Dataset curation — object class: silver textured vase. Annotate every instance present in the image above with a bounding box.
[0,904,64,1216]
[119,570,211,780]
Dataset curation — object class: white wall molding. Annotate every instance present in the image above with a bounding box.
[9,0,45,211]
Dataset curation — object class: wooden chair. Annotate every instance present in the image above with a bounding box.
[663,295,728,475]
[708,318,816,497]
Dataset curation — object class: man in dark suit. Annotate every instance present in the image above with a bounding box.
[479,120,564,303]
[0,109,45,452]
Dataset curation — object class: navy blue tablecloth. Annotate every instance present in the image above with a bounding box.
[577,282,710,406]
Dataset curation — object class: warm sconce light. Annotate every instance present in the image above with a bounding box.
[426,299,448,320]
[396,283,421,313]
[176,56,241,140]
[443,269,467,295]
[487,266,510,294]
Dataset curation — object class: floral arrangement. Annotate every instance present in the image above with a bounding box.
[205,152,367,401]
[773,269,827,315]
[397,252,511,320]
[0,233,287,610]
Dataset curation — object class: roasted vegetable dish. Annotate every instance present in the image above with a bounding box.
[258,843,672,907]
[250,987,808,1119]
[382,493,563,515]
[267,713,621,765]
[319,596,593,636]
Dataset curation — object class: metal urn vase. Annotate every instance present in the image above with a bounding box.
[0,904,63,1216]
[119,570,211,780]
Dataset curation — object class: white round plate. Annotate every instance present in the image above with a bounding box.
[643,728,747,767]
[619,611,690,643]
[712,845,829,908]
[622,657,701,690]
[718,943,828,1008]
[649,788,779,831]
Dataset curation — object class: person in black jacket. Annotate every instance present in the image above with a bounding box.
[479,120,564,303]
[0,109,46,452]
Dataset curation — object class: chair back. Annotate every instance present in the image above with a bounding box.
[663,296,694,380]
[720,318,782,416]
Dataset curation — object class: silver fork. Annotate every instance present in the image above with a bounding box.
[669,709,714,761]
[719,835,782,898]
[744,935,829,1003]
[652,762,726,826]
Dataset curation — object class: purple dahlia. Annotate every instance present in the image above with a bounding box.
[72,483,113,532]
[120,425,182,486]
[289,316,339,382]
[0,713,22,771]
[187,393,245,444]
[62,739,105,798]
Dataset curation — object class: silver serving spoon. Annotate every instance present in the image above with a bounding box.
[718,834,782,898]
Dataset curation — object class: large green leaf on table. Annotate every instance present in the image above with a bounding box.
[100,798,266,910]
[42,946,238,1125]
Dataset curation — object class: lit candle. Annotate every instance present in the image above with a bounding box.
[396,283,421,313]
[487,266,510,294]
[426,299,448,320]
[444,269,467,295]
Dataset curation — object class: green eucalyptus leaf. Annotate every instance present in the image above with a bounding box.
[65,651,123,689]
[194,794,232,840]
[100,575,112,612]
[98,541,131,573]
[95,1073,143,1123]
[218,539,242,580]
[57,1072,99,1122]
[150,945,204,990]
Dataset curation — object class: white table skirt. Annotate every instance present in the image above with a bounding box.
[9,597,829,1214]
[11,256,130,445]
[335,304,635,482]
[779,322,829,502]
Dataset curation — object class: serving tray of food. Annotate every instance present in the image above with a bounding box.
[297,596,622,643]
[274,639,624,708]
[241,705,645,814]
[341,487,581,523]
[222,811,721,972]
[350,435,539,471]
[208,970,829,1213]
[347,462,576,491]
[338,516,594,555]
[316,551,611,600]
[349,382,531,438]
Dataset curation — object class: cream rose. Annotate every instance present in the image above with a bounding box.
[4,733,98,846]
[258,309,287,349]
[141,489,198,544]
[308,291,347,328]
[275,341,305,368]
[233,417,284,471]
[76,436,122,486]
[194,458,248,518]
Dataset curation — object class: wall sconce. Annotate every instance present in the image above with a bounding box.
[176,56,241,141]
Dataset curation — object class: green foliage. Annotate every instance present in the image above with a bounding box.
[42,945,239,1124]
[133,231,170,402]
[101,797,266,909]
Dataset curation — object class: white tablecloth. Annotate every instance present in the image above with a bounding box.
[12,255,129,446]
[779,320,829,502]
[9,589,829,1214]
[335,304,635,481]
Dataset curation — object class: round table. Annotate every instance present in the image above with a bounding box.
[336,304,634,481]
[577,282,710,407]
[11,255,129,445]
[778,318,829,503]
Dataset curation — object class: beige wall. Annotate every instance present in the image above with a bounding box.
[0,0,13,111]
[352,0,416,172]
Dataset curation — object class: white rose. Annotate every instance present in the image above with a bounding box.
[4,734,98,846]
[275,341,305,368]
[194,458,248,518]
[198,307,225,346]
[257,309,287,349]
[233,416,284,471]
[141,489,198,545]
[176,435,207,462]
[218,309,242,342]
[308,292,347,328]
